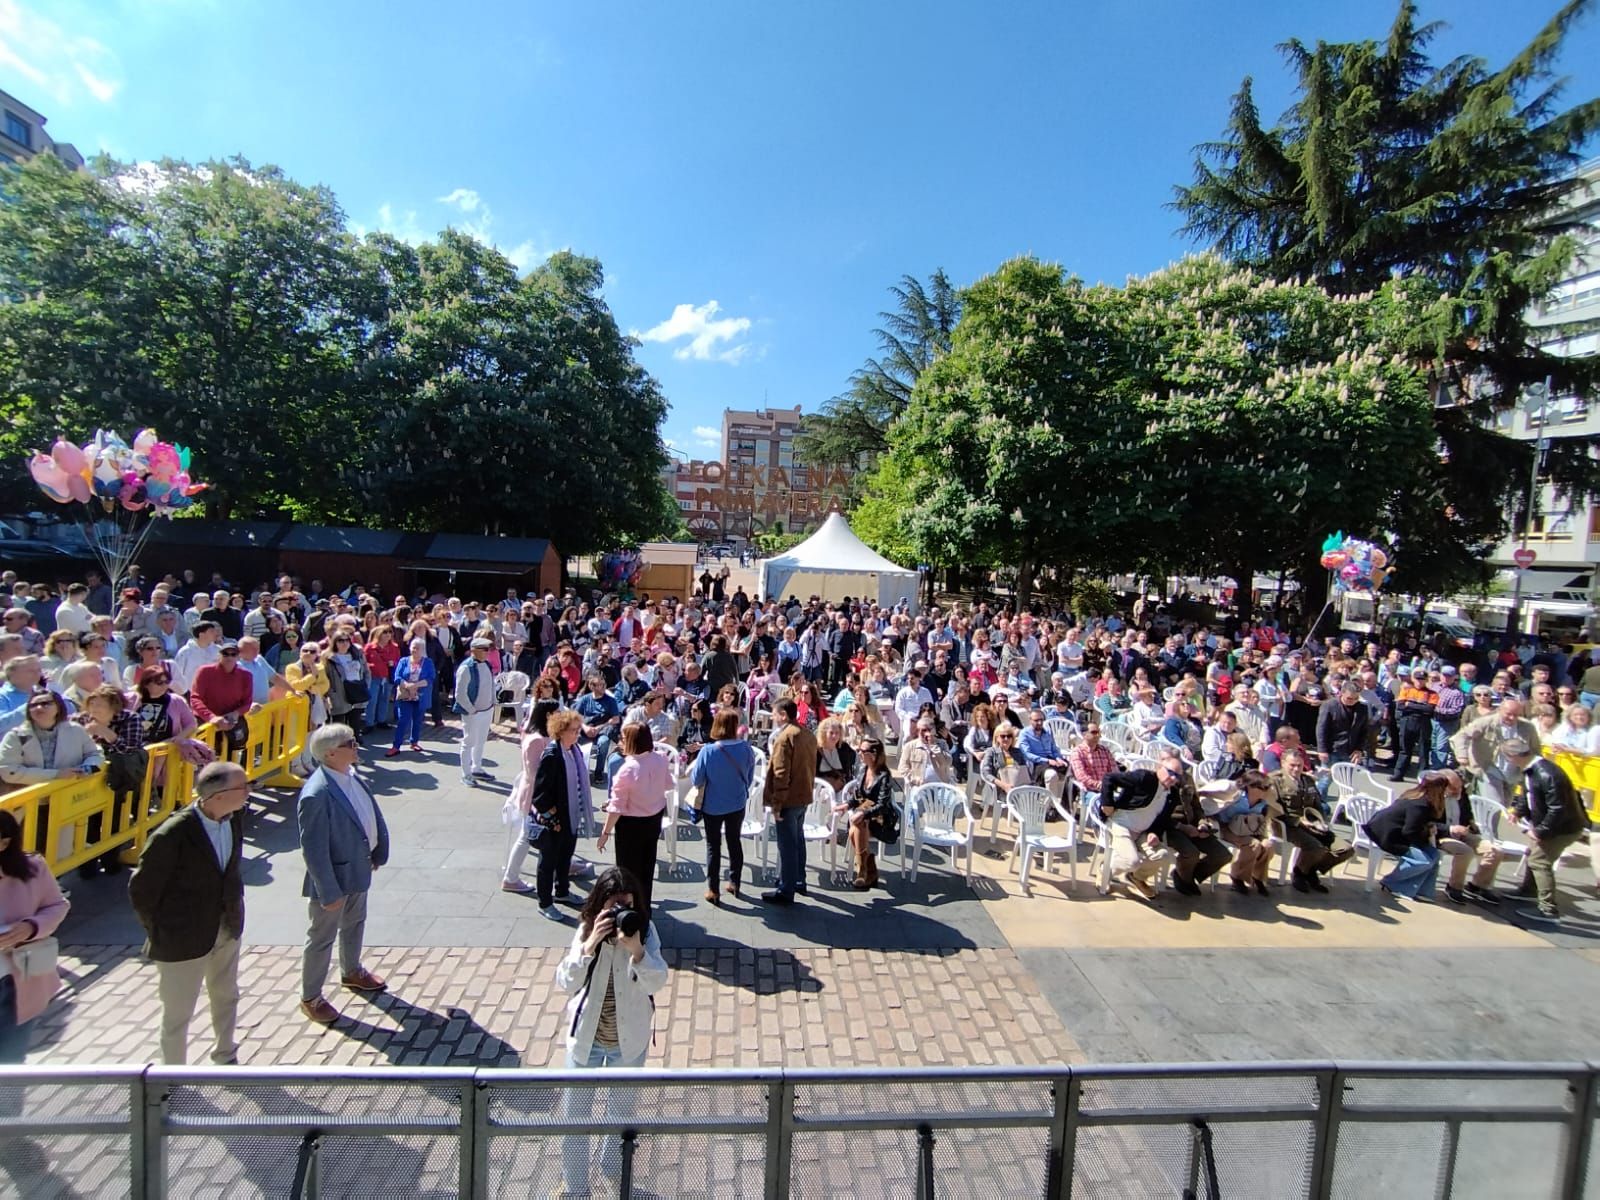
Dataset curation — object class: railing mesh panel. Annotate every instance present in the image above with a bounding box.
[486,1078,768,1128]
[793,1077,1054,1120]
[1075,1071,1321,1115]
[0,1132,129,1197]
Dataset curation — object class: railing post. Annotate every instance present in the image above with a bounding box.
[764,1076,794,1200]
[1309,1067,1344,1200]
[1047,1071,1076,1200]
[140,1068,167,1199]
[128,1069,148,1200]
[1561,1067,1597,1200]
[915,1122,936,1200]
[461,1076,488,1199]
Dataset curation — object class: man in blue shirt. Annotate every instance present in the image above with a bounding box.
[1019,707,1070,801]
[573,672,621,786]
[236,637,285,707]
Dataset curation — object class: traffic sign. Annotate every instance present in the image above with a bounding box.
[1513,548,1537,569]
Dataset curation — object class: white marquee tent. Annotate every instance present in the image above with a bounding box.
[757,512,922,613]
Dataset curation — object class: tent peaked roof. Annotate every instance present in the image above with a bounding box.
[765,512,914,575]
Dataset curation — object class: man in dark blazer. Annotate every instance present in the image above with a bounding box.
[298,722,391,1025]
[129,761,250,1064]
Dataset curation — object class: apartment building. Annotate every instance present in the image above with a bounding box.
[0,88,84,170]
[1483,158,1600,638]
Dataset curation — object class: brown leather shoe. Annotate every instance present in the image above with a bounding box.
[724,881,740,897]
[341,968,387,994]
[704,889,719,904]
[300,997,340,1025]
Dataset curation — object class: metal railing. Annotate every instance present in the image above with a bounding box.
[0,1060,1594,1197]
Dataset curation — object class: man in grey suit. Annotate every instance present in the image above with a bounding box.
[298,722,390,1025]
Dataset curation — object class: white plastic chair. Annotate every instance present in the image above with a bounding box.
[1123,754,1157,773]
[1006,784,1078,894]
[740,777,772,881]
[1329,762,1362,802]
[1470,792,1529,883]
[1193,759,1220,785]
[1335,793,1386,891]
[494,671,530,726]
[1100,721,1132,752]
[665,751,696,868]
[804,781,840,876]
[909,782,976,884]
[1045,717,1078,753]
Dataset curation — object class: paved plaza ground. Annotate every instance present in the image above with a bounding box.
[29,717,1600,1072]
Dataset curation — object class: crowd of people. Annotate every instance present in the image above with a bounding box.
[0,562,1593,1083]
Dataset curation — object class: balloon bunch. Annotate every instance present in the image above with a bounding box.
[29,428,208,515]
[1320,531,1391,594]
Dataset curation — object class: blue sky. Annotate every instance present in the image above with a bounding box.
[3,0,1597,460]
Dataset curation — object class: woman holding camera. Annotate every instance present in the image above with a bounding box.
[557,865,668,1193]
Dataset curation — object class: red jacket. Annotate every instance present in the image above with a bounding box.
[190,662,254,720]
[364,639,400,681]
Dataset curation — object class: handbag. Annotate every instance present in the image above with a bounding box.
[342,675,369,705]
[11,936,57,979]
[684,783,706,823]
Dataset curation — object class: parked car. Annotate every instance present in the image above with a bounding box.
[1380,610,1477,662]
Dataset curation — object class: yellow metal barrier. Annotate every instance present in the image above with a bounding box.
[0,695,311,878]
[1549,748,1600,825]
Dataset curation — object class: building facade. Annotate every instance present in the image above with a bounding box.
[665,406,855,545]
[1481,158,1600,638]
[0,89,84,170]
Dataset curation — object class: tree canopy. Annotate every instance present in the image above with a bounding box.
[794,270,959,477]
[0,154,676,554]
[1173,0,1600,595]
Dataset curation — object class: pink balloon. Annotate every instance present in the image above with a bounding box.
[66,474,92,504]
[28,453,71,502]
[50,438,88,476]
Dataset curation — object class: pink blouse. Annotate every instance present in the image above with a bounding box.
[0,859,69,1023]
[606,750,672,818]
[511,733,552,814]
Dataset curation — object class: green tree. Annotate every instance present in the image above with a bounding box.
[796,270,960,475]
[0,154,363,518]
[1173,0,1600,593]
[1121,255,1436,622]
[869,257,1141,608]
[357,239,675,553]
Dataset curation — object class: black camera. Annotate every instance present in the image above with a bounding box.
[610,905,645,939]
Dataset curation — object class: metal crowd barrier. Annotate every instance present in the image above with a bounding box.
[0,1060,1593,1197]
[0,694,310,876]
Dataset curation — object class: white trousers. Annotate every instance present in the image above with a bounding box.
[459,709,493,778]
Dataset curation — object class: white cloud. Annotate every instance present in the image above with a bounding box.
[72,61,117,102]
[436,187,481,213]
[0,0,122,106]
[634,301,754,363]
[692,425,721,447]
[355,187,559,273]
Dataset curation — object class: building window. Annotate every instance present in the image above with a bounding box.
[677,499,691,510]
[2,113,28,149]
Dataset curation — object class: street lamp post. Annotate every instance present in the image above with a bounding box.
[1506,377,1552,642]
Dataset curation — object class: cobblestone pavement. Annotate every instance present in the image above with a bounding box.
[29,944,1078,1070]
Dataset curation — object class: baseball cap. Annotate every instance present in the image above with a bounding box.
[121,587,142,600]
[470,637,494,649]
[1441,665,1458,676]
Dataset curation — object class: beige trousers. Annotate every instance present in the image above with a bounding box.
[1107,824,1172,885]
[156,929,240,1065]
[1438,832,1501,890]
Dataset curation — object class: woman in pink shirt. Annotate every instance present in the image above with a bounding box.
[0,810,69,1062]
[597,722,672,916]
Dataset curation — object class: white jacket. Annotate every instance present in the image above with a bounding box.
[558,920,668,1062]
